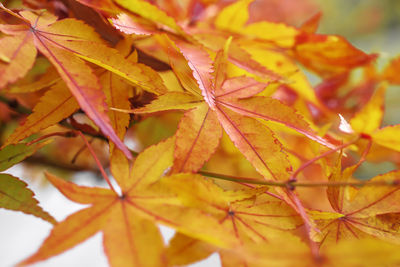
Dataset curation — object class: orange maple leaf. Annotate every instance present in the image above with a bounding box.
[19,138,239,266]
[0,5,166,158]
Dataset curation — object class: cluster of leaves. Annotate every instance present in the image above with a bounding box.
[1,0,400,266]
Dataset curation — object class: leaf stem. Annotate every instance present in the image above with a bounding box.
[285,190,321,262]
[290,137,360,181]
[26,131,77,146]
[77,131,117,194]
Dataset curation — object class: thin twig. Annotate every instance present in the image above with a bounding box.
[199,171,400,188]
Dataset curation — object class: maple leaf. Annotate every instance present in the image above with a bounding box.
[129,35,333,180]
[0,6,166,158]
[3,1,400,266]
[0,142,56,224]
[108,0,286,84]
[310,156,400,247]
[0,7,128,156]
[105,0,329,114]
[162,174,302,243]
[7,64,60,94]
[4,82,79,145]
[5,37,136,148]
[293,32,377,77]
[20,137,239,266]
[161,173,305,266]
[0,142,48,171]
[0,174,56,225]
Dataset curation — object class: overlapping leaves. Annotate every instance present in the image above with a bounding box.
[1,0,400,267]
[0,4,166,158]
[130,34,333,181]
[20,138,241,266]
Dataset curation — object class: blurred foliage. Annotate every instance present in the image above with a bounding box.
[315,0,400,38]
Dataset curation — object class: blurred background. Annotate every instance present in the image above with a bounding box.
[1,0,400,266]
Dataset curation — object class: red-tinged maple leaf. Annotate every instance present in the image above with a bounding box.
[106,0,329,110]
[19,138,240,266]
[0,6,128,155]
[0,6,168,158]
[293,32,377,77]
[189,15,320,106]
[127,36,333,180]
[4,38,135,147]
[109,1,285,82]
[102,1,282,83]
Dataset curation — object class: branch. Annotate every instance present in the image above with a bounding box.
[199,171,400,188]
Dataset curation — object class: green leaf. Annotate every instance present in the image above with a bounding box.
[0,142,49,172]
[0,173,56,224]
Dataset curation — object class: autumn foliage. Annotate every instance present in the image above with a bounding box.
[2,0,400,266]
